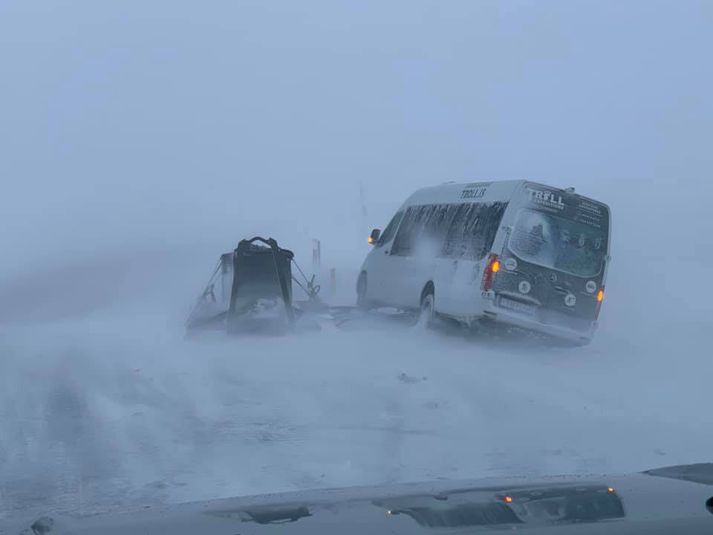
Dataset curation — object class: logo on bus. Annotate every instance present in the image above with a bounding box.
[526,188,565,210]
[460,186,487,199]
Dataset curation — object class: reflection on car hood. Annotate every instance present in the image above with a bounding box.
[3,463,713,534]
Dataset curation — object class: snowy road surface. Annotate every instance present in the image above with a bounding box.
[1,178,711,518]
[1,273,711,517]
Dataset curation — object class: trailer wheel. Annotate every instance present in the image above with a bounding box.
[356,272,369,309]
[417,284,436,328]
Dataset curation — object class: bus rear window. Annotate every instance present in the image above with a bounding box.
[510,209,607,277]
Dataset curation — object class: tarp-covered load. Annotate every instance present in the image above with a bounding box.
[186,237,296,334]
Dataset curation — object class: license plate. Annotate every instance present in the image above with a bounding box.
[499,297,537,315]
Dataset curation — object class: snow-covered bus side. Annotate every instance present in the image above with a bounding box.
[358,180,611,345]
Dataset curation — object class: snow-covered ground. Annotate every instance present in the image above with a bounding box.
[1,177,712,517]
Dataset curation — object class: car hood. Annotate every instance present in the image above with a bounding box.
[3,463,713,534]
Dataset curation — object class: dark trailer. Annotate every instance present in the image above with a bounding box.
[186,237,297,335]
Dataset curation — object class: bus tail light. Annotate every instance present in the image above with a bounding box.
[595,287,605,319]
[482,254,500,291]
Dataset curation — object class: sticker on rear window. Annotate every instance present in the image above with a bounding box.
[526,187,565,210]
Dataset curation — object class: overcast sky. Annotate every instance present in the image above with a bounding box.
[1,0,711,278]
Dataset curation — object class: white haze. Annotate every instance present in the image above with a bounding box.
[1,0,712,517]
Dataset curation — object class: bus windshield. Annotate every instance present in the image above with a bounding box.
[510,209,607,277]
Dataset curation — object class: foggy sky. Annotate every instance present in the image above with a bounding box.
[1,0,711,278]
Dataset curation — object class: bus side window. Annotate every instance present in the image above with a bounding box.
[442,203,474,259]
[391,205,433,256]
[377,210,404,246]
[391,207,418,256]
[442,202,508,260]
[423,204,454,247]
[475,202,508,258]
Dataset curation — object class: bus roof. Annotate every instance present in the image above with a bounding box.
[404,180,523,206]
[403,180,608,210]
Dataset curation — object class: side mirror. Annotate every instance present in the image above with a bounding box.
[368,228,381,245]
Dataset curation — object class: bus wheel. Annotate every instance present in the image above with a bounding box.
[356,272,369,309]
[418,284,435,328]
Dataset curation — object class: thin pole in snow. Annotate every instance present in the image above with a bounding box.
[329,267,337,298]
[312,239,321,272]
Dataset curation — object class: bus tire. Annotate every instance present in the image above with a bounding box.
[356,272,369,309]
[418,283,436,328]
